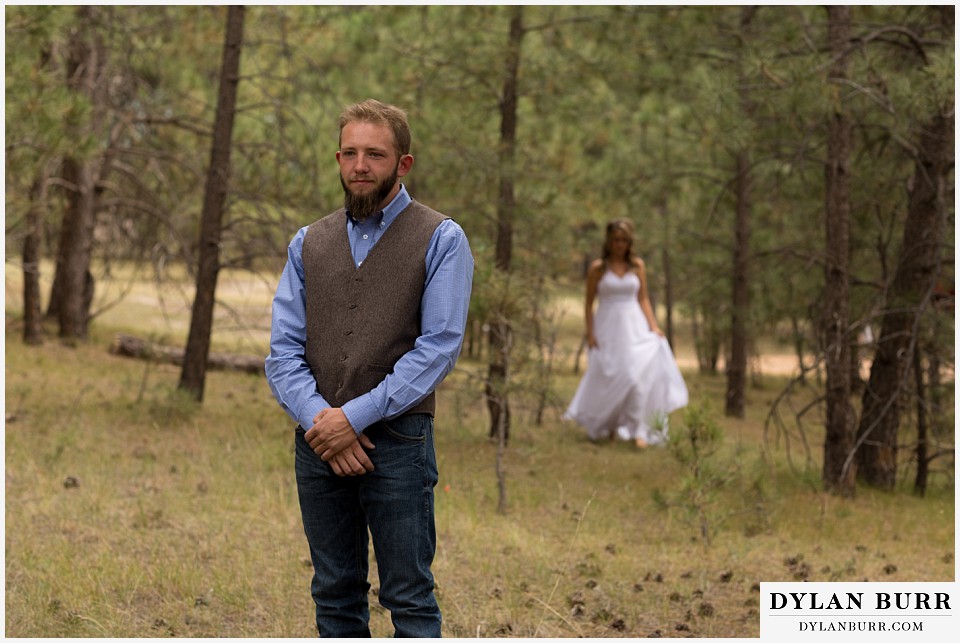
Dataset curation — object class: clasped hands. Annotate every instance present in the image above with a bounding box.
[304,408,375,477]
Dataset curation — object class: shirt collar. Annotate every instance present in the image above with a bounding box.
[381,184,411,227]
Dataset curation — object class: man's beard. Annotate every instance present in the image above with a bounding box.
[341,167,398,221]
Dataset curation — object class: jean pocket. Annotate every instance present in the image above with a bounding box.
[382,416,428,443]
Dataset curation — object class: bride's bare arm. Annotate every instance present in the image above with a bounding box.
[585,260,603,348]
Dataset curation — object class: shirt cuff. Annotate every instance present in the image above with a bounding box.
[299,397,329,431]
[342,394,383,435]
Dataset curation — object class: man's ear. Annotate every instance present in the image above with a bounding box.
[396,154,414,178]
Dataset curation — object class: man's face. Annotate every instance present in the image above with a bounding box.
[337,121,412,220]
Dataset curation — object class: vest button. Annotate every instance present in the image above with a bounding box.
[349,304,357,309]
[340,355,347,361]
[344,330,352,336]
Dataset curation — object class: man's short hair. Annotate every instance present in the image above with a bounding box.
[339,99,411,157]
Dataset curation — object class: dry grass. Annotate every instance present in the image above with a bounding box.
[4,263,954,637]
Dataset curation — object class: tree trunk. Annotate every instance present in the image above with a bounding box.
[55,158,98,342]
[657,198,675,349]
[725,6,756,419]
[179,5,245,401]
[654,124,675,350]
[726,150,751,418]
[691,308,702,371]
[854,108,952,490]
[50,6,106,342]
[820,5,856,496]
[692,306,720,375]
[531,273,556,428]
[912,346,928,497]
[23,172,47,345]
[790,315,807,384]
[485,5,523,443]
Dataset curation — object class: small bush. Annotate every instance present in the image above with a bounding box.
[654,402,764,547]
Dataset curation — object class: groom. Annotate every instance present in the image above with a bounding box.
[265,99,474,637]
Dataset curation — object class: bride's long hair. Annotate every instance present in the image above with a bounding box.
[601,219,637,267]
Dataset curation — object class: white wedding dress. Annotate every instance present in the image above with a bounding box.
[564,269,688,444]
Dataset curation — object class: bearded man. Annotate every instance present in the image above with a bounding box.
[265,99,473,637]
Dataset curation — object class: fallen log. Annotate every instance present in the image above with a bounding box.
[110,333,265,375]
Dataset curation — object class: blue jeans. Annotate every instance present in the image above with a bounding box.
[295,413,441,637]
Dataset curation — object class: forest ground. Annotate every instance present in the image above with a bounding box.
[3,263,955,637]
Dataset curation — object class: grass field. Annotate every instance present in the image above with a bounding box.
[4,263,955,637]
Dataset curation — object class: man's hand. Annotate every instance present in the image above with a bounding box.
[305,408,375,475]
[327,433,376,477]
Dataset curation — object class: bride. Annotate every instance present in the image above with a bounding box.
[564,219,688,447]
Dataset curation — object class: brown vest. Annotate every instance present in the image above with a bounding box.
[302,201,448,417]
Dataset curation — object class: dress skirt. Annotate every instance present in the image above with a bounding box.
[564,270,688,444]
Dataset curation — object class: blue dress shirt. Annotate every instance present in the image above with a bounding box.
[265,185,474,435]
